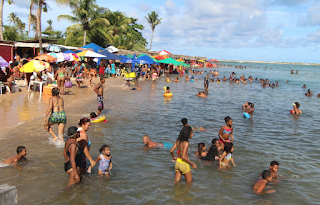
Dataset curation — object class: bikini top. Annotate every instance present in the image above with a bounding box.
[78,129,92,146]
[223,126,232,134]
[225,153,232,160]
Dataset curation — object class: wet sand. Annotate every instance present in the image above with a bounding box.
[0,77,126,138]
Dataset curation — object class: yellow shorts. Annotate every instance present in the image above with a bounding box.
[175,158,191,174]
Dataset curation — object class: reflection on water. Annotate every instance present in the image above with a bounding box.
[0,63,320,204]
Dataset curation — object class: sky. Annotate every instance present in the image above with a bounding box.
[3,0,320,63]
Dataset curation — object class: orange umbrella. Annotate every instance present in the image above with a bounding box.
[154,55,168,60]
[34,54,57,62]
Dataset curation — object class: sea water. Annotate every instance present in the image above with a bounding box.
[0,62,320,204]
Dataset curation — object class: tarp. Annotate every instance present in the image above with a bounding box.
[136,55,158,65]
[106,46,118,53]
[120,55,132,63]
[126,54,133,58]
[158,57,181,66]
[158,50,172,55]
[77,50,106,58]
[98,50,122,60]
[137,53,148,58]
[81,43,106,53]
[0,55,9,67]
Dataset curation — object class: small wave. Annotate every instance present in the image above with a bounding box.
[48,137,65,147]
[0,162,9,168]
[17,122,25,126]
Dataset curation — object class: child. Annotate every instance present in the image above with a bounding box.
[202,139,221,161]
[88,144,112,176]
[3,146,27,168]
[219,143,236,168]
[269,161,279,179]
[90,112,97,120]
[126,80,131,87]
[253,170,276,194]
[195,143,207,157]
[218,116,234,149]
[166,87,171,93]
[166,75,171,82]
[174,77,179,83]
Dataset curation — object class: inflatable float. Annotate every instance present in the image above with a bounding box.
[163,87,173,97]
[91,116,106,123]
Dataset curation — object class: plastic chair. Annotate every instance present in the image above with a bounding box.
[116,68,121,77]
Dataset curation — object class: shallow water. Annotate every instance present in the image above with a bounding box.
[1,63,320,204]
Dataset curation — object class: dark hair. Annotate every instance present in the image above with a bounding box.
[197,143,205,156]
[294,102,300,108]
[17,146,26,154]
[177,126,192,143]
[167,87,170,90]
[90,112,97,119]
[181,118,188,126]
[99,144,110,153]
[262,170,272,179]
[270,161,279,166]
[78,117,90,126]
[251,103,255,108]
[100,76,105,81]
[212,138,219,144]
[52,87,59,96]
[224,142,233,154]
[224,116,232,123]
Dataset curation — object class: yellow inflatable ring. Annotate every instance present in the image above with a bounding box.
[91,116,106,123]
[163,93,173,97]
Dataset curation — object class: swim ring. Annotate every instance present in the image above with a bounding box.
[191,79,194,82]
[163,87,173,97]
[243,112,250,118]
[91,116,106,123]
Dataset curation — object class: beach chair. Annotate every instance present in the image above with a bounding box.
[116,68,121,77]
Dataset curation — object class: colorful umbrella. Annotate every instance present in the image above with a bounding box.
[77,50,106,58]
[153,55,168,60]
[49,53,64,62]
[68,53,80,61]
[0,55,9,67]
[20,60,50,73]
[46,45,61,52]
[158,50,172,55]
[34,54,57,63]
[62,53,71,61]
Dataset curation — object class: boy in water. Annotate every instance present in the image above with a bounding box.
[253,170,275,194]
[269,161,279,179]
[181,118,206,131]
[143,135,164,148]
[3,146,27,168]
[94,76,105,116]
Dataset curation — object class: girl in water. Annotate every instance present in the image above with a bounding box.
[88,144,112,176]
[244,103,254,118]
[77,118,96,175]
[291,102,302,114]
[55,63,68,95]
[170,126,197,183]
[195,143,207,157]
[218,116,234,150]
[44,88,66,142]
[219,143,236,169]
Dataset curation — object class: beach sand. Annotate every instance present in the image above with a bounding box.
[0,77,126,138]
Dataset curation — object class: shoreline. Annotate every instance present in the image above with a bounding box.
[0,77,126,138]
[218,59,320,65]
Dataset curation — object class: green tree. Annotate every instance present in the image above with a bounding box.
[0,0,14,40]
[58,0,109,46]
[3,25,18,41]
[145,11,162,50]
[7,12,17,25]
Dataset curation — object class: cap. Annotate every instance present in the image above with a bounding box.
[67,126,78,136]
[292,103,296,106]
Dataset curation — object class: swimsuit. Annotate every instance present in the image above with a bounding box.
[221,153,232,166]
[175,158,191,174]
[48,110,67,124]
[97,95,104,111]
[243,112,250,118]
[219,138,230,144]
[223,126,232,134]
[64,142,84,172]
[58,73,65,77]
[98,154,111,174]
[76,72,82,82]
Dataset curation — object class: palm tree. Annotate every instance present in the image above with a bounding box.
[7,12,17,25]
[0,0,14,40]
[145,11,162,50]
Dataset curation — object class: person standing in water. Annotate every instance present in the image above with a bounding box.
[44,88,66,142]
[218,116,234,149]
[290,102,302,114]
[55,63,68,95]
[94,77,105,116]
[64,126,83,187]
[170,126,197,183]
[204,74,209,91]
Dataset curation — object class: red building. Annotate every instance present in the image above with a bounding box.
[0,40,14,63]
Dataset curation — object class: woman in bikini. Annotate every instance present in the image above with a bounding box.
[77,118,96,175]
[218,116,234,150]
[63,126,83,187]
[44,88,66,142]
[170,126,197,183]
[55,63,68,95]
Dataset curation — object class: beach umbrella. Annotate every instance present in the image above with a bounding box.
[64,50,75,54]
[77,50,106,58]
[158,50,172,55]
[126,54,133,58]
[68,53,80,61]
[137,53,148,58]
[158,57,181,66]
[136,55,158,65]
[120,55,132,63]
[153,55,168,60]
[62,53,71,61]
[49,52,65,62]
[98,50,122,60]
[81,43,106,53]
[34,54,57,63]
[20,60,50,73]
[106,46,118,53]
[0,55,9,67]
[46,45,61,52]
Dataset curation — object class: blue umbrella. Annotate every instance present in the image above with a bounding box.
[136,55,157,65]
[98,50,122,60]
[120,55,132,63]
[64,50,75,54]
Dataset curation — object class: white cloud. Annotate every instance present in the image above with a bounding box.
[296,2,320,26]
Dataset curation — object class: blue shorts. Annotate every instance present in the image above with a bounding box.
[163,142,173,148]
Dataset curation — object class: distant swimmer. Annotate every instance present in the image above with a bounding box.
[174,77,179,83]
[2,146,27,169]
[181,118,207,131]
[143,135,164,148]
[305,89,313,97]
[291,102,302,114]
[302,84,306,89]
[166,75,171,82]
[244,103,254,118]
[204,74,209,91]
[253,170,275,194]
